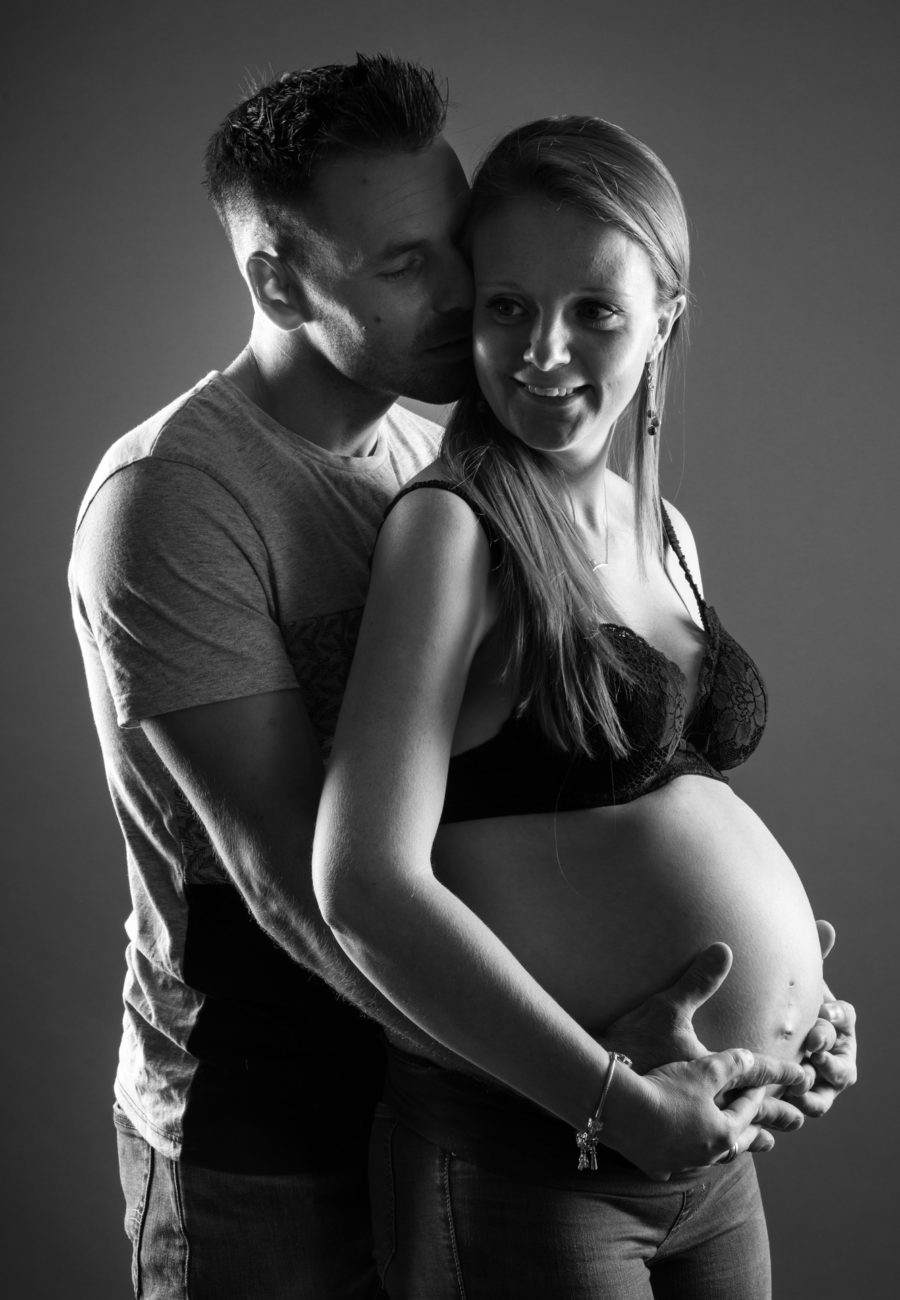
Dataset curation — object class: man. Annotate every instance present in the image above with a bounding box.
[70,54,855,1300]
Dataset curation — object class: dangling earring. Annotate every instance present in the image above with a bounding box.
[645,361,660,436]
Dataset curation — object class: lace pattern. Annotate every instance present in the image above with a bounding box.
[380,480,768,821]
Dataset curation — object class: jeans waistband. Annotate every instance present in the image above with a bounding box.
[383,1044,651,1186]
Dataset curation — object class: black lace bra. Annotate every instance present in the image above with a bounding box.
[382,481,767,823]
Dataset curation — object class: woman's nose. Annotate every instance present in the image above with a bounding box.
[523,317,571,370]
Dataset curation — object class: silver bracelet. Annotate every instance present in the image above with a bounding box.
[575,1052,633,1171]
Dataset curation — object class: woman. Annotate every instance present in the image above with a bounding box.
[313,117,833,1296]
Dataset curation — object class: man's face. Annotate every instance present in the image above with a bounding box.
[291,138,473,404]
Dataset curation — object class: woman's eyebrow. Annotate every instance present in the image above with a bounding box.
[476,277,633,297]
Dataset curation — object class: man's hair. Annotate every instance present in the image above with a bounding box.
[204,53,448,253]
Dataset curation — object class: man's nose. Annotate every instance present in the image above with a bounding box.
[523,315,571,370]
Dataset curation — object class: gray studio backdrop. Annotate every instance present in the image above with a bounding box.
[3,1,896,1296]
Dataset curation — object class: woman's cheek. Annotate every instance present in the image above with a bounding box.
[474,335,504,401]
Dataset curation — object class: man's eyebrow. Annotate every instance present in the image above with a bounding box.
[367,238,426,265]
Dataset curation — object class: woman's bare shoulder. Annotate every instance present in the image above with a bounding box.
[661,498,695,541]
[661,498,704,592]
[378,470,492,577]
[386,462,488,550]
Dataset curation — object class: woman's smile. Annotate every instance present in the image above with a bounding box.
[514,379,590,403]
[472,193,682,461]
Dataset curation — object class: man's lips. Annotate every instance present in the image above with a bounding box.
[425,335,473,358]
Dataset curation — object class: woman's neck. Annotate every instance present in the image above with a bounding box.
[553,450,614,534]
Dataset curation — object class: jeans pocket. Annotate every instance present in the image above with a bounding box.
[369,1107,399,1285]
[115,1117,153,1296]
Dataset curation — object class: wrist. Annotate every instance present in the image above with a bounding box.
[575,1051,634,1170]
[585,1059,658,1162]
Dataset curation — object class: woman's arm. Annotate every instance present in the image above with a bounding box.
[313,487,808,1173]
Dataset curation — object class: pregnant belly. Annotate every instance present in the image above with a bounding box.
[432,776,824,1061]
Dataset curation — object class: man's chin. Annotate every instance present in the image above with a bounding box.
[399,359,474,406]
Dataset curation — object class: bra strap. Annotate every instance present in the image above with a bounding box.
[383,479,499,550]
[660,503,706,618]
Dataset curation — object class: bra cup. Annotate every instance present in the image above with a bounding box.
[565,629,687,805]
[384,482,769,824]
[608,628,685,764]
[693,622,768,771]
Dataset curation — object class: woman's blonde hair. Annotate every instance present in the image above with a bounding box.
[443,116,690,756]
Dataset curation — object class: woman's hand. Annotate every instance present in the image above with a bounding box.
[605,1049,810,1181]
[785,920,858,1116]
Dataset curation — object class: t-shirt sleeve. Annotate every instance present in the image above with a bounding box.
[70,457,299,727]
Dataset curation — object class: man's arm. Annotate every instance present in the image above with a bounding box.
[140,689,816,1149]
[75,460,454,1056]
[141,687,462,1063]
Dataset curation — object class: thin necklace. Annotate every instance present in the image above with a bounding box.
[590,473,610,572]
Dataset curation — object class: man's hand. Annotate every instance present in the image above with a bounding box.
[599,942,734,1073]
[600,942,807,1151]
[786,920,858,1116]
[610,1049,809,1181]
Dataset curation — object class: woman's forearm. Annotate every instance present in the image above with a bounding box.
[318,847,609,1128]
[314,833,809,1174]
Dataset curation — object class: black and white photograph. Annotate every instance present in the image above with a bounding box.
[3,1,895,1296]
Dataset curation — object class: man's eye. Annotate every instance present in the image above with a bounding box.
[381,260,420,281]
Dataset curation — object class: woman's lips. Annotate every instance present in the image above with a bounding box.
[513,378,587,402]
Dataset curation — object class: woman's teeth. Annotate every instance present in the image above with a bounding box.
[525,385,578,397]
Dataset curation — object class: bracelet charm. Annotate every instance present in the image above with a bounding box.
[575,1052,633,1172]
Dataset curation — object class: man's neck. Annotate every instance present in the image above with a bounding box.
[224,332,393,458]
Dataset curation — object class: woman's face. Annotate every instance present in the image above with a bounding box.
[472,192,683,467]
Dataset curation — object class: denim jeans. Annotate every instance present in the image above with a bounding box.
[115,1104,380,1299]
[370,1106,771,1299]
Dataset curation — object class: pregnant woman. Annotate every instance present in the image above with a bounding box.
[313,116,850,1297]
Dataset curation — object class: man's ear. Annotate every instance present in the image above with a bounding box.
[245,253,309,329]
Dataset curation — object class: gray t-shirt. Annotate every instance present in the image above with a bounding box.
[69,371,441,1171]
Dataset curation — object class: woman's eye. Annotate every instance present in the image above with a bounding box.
[579,301,618,327]
[486,297,526,320]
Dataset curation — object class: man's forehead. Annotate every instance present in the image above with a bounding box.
[301,140,469,263]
